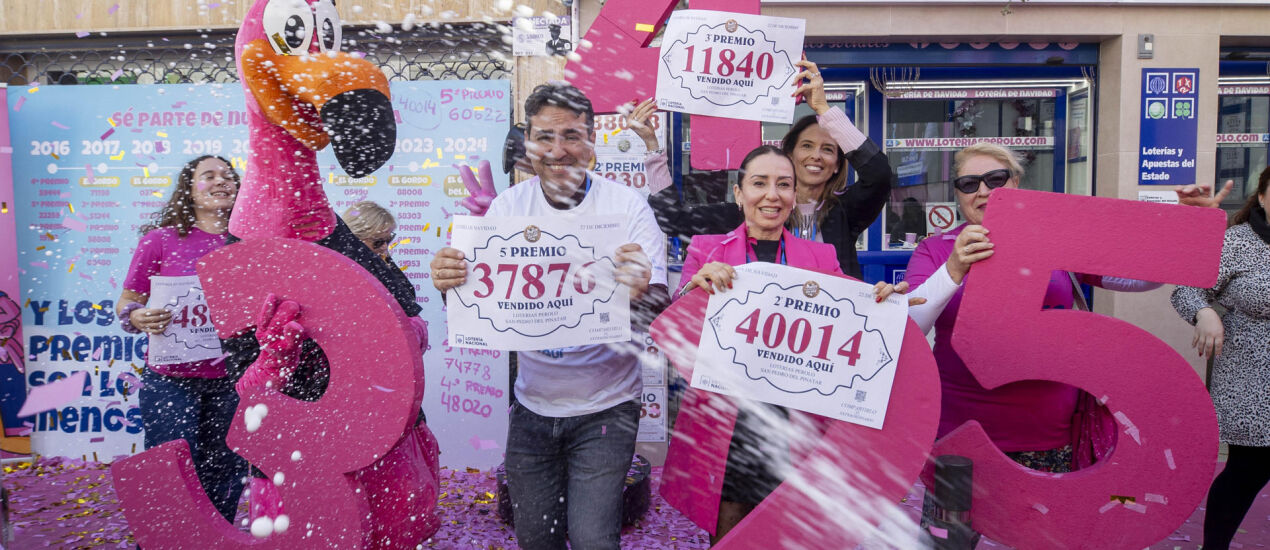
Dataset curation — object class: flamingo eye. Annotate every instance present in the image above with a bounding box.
[313,0,342,53]
[262,0,314,56]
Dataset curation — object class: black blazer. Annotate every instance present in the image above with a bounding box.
[650,139,894,279]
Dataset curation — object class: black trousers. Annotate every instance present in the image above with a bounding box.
[1204,444,1270,549]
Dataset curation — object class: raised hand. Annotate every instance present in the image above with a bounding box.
[455,161,497,217]
[621,98,661,151]
[1175,179,1234,209]
[792,57,830,115]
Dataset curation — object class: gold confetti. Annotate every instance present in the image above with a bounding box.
[473,106,485,111]
[1,201,7,214]
[92,303,102,309]
[635,23,655,32]
[28,86,39,93]
[156,131,168,138]
[67,262,75,273]
[436,148,443,159]
[422,224,430,232]
[108,117,116,127]
[36,245,45,251]
[67,202,75,213]
[110,150,125,161]
[143,167,149,177]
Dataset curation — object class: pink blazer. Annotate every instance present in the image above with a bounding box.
[662,224,845,534]
[675,224,843,297]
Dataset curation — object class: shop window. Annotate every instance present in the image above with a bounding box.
[1215,93,1269,214]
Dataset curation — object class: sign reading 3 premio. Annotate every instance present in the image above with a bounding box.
[691,263,908,429]
[447,215,631,351]
[656,10,805,124]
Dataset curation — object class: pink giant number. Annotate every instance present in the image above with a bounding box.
[567,0,761,170]
[652,277,941,547]
[934,188,1225,549]
[112,239,427,548]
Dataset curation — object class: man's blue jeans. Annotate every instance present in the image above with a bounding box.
[140,370,247,523]
[505,399,640,550]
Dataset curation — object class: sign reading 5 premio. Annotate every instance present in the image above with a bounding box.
[656,10,805,124]
[691,263,908,429]
[447,215,631,351]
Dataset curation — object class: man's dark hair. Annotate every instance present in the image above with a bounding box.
[524,83,595,133]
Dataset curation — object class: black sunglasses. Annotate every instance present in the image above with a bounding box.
[952,169,1013,194]
[371,233,396,249]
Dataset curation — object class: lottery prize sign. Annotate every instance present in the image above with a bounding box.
[447,215,632,351]
[656,10,805,124]
[145,275,222,365]
[692,263,908,429]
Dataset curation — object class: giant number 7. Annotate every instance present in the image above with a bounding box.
[939,188,1225,548]
[566,0,760,170]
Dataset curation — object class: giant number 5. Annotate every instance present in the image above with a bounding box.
[112,239,426,548]
[567,0,760,170]
[936,188,1225,548]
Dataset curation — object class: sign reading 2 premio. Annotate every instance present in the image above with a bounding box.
[1138,68,1199,185]
[656,10,805,124]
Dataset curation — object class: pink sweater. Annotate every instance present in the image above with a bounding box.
[906,224,1079,452]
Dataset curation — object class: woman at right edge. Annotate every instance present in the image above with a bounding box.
[1172,166,1270,550]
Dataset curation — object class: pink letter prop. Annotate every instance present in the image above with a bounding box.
[651,279,941,547]
[112,238,436,549]
[934,188,1225,549]
[566,0,760,170]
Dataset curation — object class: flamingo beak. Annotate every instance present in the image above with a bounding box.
[241,40,396,177]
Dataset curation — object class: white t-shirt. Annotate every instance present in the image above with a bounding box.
[486,173,669,417]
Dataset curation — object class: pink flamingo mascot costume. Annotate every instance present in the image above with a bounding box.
[110,1,441,548]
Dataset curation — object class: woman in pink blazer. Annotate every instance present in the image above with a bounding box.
[670,145,908,543]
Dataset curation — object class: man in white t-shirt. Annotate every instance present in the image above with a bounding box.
[430,83,669,550]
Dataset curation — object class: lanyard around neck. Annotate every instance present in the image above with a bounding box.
[745,235,787,265]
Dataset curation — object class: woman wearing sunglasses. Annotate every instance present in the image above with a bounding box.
[344,201,400,263]
[903,142,1162,473]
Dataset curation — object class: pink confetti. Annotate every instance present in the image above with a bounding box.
[76,30,91,38]
[90,436,105,443]
[60,191,71,198]
[111,69,123,81]
[928,526,949,539]
[63,216,87,232]
[79,273,93,281]
[16,371,87,417]
[5,426,31,436]
[13,96,25,112]
[109,276,118,288]
[29,261,49,269]
[51,120,70,129]
[171,101,188,109]
[371,384,395,392]
[155,141,166,153]
[1098,500,1119,514]
[100,128,116,140]
[108,3,119,14]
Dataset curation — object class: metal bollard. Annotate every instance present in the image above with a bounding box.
[920,454,980,550]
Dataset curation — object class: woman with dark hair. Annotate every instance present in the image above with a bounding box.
[641,59,893,278]
[115,155,247,522]
[1172,166,1270,550]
